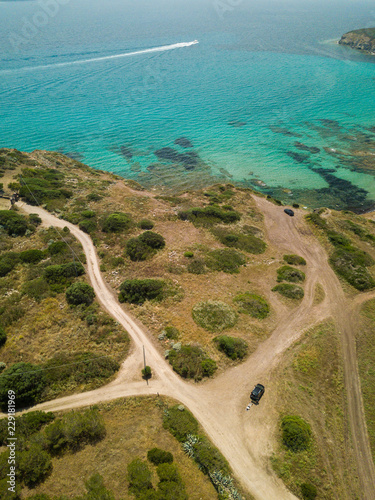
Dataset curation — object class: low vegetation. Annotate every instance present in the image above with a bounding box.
[214,335,248,360]
[272,284,304,300]
[163,405,199,442]
[178,206,241,226]
[211,227,266,254]
[168,345,217,381]
[233,292,270,319]
[281,415,312,452]
[283,254,306,266]
[192,300,238,332]
[276,265,305,283]
[205,248,246,274]
[65,282,95,306]
[126,231,165,261]
[102,212,132,233]
[118,279,166,304]
[147,448,174,466]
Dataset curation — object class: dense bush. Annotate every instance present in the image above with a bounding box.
[168,345,217,380]
[127,458,153,497]
[0,362,46,411]
[163,405,199,442]
[126,238,154,261]
[276,265,305,283]
[305,212,327,229]
[22,277,50,302]
[156,463,181,483]
[79,219,97,234]
[81,210,96,218]
[0,326,6,347]
[233,292,270,319]
[192,300,238,332]
[18,444,52,487]
[281,415,312,452]
[0,252,19,277]
[329,248,375,291]
[187,258,206,274]
[44,261,85,285]
[47,241,68,255]
[87,192,102,202]
[0,210,31,236]
[301,483,318,500]
[19,249,45,264]
[66,282,95,306]
[102,212,132,233]
[43,352,119,384]
[0,411,54,445]
[272,284,304,300]
[164,326,179,340]
[283,254,306,266]
[138,219,154,230]
[44,409,106,454]
[178,206,241,226]
[147,448,173,466]
[29,213,42,226]
[192,437,230,475]
[205,248,246,274]
[214,335,248,360]
[139,231,165,249]
[142,366,152,380]
[118,279,165,304]
[211,228,266,254]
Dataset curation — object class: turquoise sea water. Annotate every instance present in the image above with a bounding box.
[1,0,375,210]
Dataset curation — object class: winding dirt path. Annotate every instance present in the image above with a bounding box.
[17,198,375,500]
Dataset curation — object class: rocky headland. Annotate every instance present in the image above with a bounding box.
[339,27,375,55]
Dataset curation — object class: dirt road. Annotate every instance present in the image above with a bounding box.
[18,199,375,500]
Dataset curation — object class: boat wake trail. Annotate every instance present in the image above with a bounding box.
[1,41,199,74]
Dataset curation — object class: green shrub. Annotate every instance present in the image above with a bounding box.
[127,458,153,497]
[102,212,132,233]
[18,444,52,487]
[168,345,217,381]
[147,448,173,466]
[29,213,42,226]
[272,284,304,300]
[22,278,50,302]
[87,193,102,202]
[184,251,194,258]
[84,473,115,500]
[79,219,97,234]
[329,248,375,291]
[283,254,306,266]
[43,352,119,384]
[44,409,106,454]
[192,437,230,475]
[47,241,68,255]
[305,212,327,229]
[214,336,248,360]
[0,326,6,347]
[205,248,246,274]
[81,210,96,218]
[0,252,19,277]
[192,300,238,332]
[164,326,179,340]
[178,206,241,226]
[301,483,317,500]
[163,405,198,442]
[233,292,270,319]
[19,249,44,264]
[156,463,181,483]
[211,228,266,254]
[327,230,352,249]
[281,415,311,452]
[0,210,31,236]
[126,238,155,261]
[66,282,95,306]
[0,362,46,411]
[142,366,152,380]
[276,265,305,283]
[187,258,206,274]
[44,261,85,285]
[119,279,165,304]
[138,219,154,230]
[157,481,188,500]
[0,411,54,445]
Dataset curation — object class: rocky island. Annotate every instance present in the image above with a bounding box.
[339,27,375,55]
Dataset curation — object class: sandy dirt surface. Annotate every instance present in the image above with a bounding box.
[17,198,375,500]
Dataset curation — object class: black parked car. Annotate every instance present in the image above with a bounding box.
[284,208,294,217]
[250,383,265,405]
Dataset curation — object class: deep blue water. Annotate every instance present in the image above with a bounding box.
[1,0,375,209]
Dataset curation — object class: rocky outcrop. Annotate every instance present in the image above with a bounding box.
[339,28,375,55]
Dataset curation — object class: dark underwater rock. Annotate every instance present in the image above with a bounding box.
[120,145,133,160]
[286,151,309,163]
[174,137,193,148]
[294,142,320,154]
[154,147,200,170]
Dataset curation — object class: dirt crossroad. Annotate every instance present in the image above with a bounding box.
[18,198,375,499]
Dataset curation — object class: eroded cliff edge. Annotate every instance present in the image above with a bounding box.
[339,28,375,55]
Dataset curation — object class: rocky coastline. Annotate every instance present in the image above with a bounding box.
[339,27,375,55]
